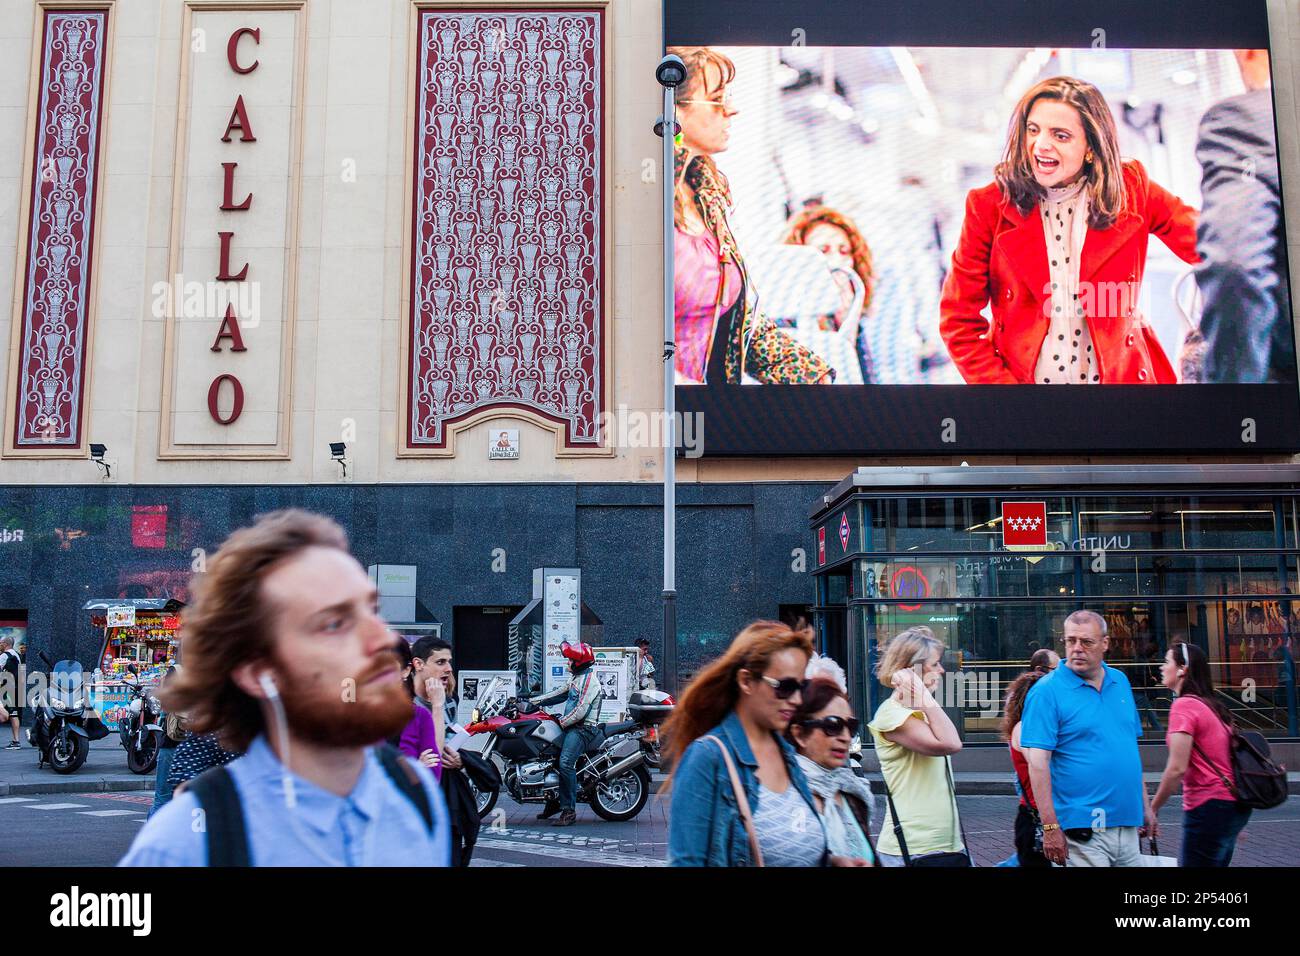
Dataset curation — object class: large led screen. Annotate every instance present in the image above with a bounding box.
[666,0,1299,453]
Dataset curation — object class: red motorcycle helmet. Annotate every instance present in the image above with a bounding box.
[560,641,595,667]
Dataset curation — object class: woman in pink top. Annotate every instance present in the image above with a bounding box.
[668,46,832,385]
[1151,642,1250,866]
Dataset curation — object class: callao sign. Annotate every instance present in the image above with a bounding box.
[207,27,262,426]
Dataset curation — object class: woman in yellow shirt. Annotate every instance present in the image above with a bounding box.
[867,626,967,866]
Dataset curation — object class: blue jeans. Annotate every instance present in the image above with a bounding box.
[557,725,598,811]
[149,746,176,818]
[1181,798,1251,867]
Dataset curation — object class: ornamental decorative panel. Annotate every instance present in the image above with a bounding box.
[9,9,110,451]
[406,8,605,451]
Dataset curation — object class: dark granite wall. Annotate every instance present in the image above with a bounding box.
[0,482,833,683]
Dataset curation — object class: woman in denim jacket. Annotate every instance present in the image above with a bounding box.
[665,622,865,867]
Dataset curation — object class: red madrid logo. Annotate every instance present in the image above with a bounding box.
[1002,501,1047,546]
[838,512,850,551]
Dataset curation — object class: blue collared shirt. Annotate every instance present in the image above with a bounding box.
[1019,662,1144,830]
[119,736,450,866]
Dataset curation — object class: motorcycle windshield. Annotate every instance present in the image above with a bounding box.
[51,660,83,708]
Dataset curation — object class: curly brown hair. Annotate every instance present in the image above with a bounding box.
[782,206,876,313]
[999,669,1048,742]
[161,510,350,751]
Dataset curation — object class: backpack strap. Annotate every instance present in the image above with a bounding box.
[702,735,763,867]
[186,766,250,867]
[377,745,433,834]
[1190,738,1239,799]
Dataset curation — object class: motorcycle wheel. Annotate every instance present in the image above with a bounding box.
[126,731,159,775]
[49,733,88,774]
[589,764,650,822]
[469,776,500,820]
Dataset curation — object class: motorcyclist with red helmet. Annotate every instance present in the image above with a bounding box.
[522,641,603,827]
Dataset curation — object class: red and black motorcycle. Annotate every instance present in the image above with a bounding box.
[463,689,668,822]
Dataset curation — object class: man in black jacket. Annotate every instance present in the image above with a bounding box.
[1195,49,1294,384]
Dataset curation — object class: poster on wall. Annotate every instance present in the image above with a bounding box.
[593,646,637,720]
[667,0,1300,454]
[456,670,518,726]
[0,621,26,658]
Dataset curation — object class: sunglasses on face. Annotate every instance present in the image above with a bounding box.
[797,715,859,738]
[678,96,736,111]
[754,674,806,699]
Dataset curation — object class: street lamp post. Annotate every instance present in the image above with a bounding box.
[655,54,685,696]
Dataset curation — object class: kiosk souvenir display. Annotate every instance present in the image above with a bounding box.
[83,598,183,731]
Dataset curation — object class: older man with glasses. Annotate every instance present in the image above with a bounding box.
[1020,610,1157,866]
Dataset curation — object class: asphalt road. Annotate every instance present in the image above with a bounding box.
[3,786,1296,867]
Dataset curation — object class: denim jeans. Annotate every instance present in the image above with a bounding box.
[557,725,599,811]
[149,746,176,819]
[1182,799,1251,867]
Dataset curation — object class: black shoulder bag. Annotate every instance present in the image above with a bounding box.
[883,756,973,867]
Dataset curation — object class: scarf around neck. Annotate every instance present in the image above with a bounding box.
[675,145,741,265]
[795,753,875,826]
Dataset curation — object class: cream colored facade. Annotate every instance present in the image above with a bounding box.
[2,0,1300,486]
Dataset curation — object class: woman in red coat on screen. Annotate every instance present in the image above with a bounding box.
[939,76,1198,384]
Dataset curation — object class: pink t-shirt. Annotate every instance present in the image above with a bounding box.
[674,228,741,382]
[1166,695,1235,810]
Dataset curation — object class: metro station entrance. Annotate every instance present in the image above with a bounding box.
[811,465,1300,743]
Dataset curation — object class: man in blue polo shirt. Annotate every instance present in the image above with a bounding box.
[1021,609,1156,866]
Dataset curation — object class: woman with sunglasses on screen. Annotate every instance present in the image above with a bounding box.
[787,677,878,865]
[666,46,832,385]
[867,627,968,866]
[939,76,1198,384]
[1150,642,1252,866]
[665,621,864,867]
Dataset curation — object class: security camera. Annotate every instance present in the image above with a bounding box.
[89,442,113,479]
[329,442,350,480]
[656,54,686,89]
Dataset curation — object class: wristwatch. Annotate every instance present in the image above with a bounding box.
[1042,823,1061,832]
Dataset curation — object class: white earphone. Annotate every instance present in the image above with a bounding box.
[259,671,279,700]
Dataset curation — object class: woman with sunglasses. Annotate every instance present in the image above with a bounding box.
[667,46,832,385]
[1151,642,1252,866]
[867,627,966,866]
[787,678,877,865]
[666,621,862,866]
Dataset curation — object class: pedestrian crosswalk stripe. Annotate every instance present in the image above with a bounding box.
[476,837,666,867]
[78,809,144,817]
[0,797,38,804]
[25,803,87,810]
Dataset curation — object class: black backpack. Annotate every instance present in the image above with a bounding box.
[186,745,434,866]
[1194,728,1289,812]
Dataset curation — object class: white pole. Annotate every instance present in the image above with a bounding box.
[661,82,678,694]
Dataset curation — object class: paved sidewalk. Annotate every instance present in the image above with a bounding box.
[0,737,152,796]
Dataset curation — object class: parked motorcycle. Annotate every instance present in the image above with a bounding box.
[29,653,110,774]
[628,689,674,771]
[463,695,654,822]
[119,665,163,774]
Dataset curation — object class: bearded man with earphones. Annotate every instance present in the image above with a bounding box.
[120,510,450,867]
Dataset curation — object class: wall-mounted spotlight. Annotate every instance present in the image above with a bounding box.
[330,441,349,480]
[89,442,112,479]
